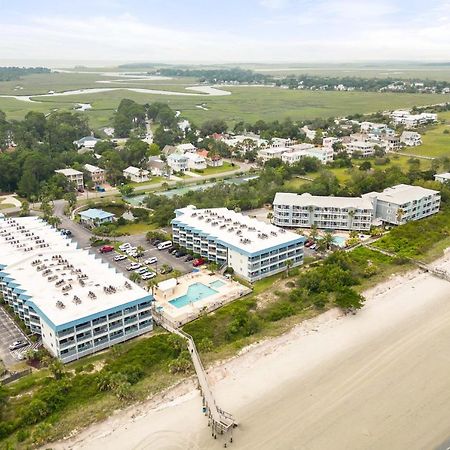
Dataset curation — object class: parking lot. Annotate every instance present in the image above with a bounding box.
[97,236,193,278]
[0,306,31,368]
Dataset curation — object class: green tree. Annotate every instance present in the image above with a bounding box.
[118,184,135,197]
[19,200,30,217]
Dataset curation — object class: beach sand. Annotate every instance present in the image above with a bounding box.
[51,252,450,450]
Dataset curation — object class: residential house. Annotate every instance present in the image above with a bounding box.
[73,136,101,149]
[400,131,422,146]
[123,166,150,183]
[83,164,106,185]
[185,152,207,170]
[258,147,289,162]
[176,143,197,153]
[147,156,171,177]
[301,126,316,140]
[197,149,223,167]
[162,145,178,157]
[345,141,376,157]
[167,153,188,172]
[271,137,293,147]
[282,145,333,165]
[323,137,341,148]
[79,208,115,228]
[55,169,84,191]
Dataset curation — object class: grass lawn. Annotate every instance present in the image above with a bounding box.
[115,222,157,235]
[402,112,450,158]
[0,203,15,210]
[193,162,238,175]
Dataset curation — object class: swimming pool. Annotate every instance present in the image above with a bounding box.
[332,236,347,247]
[169,282,218,308]
[209,280,226,289]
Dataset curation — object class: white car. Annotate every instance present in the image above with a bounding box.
[144,257,158,265]
[119,243,132,251]
[126,263,141,271]
[125,246,137,254]
[114,255,127,261]
[135,267,149,275]
[142,272,156,280]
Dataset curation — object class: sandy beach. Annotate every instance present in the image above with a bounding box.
[51,251,450,450]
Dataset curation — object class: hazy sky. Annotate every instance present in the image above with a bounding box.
[1,0,450,64]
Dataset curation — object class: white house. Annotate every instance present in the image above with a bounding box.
[271,137,293,148]
[55,169,84,190]
[400,131,422,146]
[258,147,290,162]
[345,141,376,157]
[167,154,189,172]
[301,126,316,140]
[123,166,150,183]
[185,152,207,170]
[323,137,340,148]
[282,146,333,165]
[434,173,450,184]
[176,143,197,153]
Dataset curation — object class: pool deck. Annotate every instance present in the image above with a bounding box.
[154,271,251,327]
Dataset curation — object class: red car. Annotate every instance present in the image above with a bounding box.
[193,258,205,267]
[99,245,114,253]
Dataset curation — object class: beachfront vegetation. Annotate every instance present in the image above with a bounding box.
[0,66,50,82]
[0,334,189,448]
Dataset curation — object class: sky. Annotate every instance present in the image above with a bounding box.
[1,0,450,65]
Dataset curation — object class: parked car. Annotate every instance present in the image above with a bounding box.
[114,254,127,261]
[160,265,173,274]
[152,239,161,246]
[126,263,141,271]
[169,248,178,255]
[157,240,172,250]
[60,229,72,236]
[142,272,156,280]
[144,257,158,265]
[9,340,27,351]
[134,267,149,275]
[193,258,205,267]
[125,246,137,254]
[175,250,186,258]
[309,244,317,250]
[185,254,194,262]
[99,245,114,253]
[305,240,314,247]
[119,243,132,251]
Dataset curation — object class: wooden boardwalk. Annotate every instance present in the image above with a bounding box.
[152,309,236,443]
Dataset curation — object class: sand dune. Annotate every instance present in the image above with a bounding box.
[50,253,450,450]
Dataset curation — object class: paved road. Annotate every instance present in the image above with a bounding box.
[0,306,30,368]
[53,199,192,277]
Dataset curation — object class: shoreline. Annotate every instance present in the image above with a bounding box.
[50,251,450,450]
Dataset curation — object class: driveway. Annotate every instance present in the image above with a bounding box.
[0,306,31,368]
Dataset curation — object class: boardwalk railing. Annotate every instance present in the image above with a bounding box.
[152,308,236,440]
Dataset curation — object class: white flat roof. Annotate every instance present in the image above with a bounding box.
[363,184,440,205]
[0,217,149,327]
[435,172,450,180]
[84,163,104,173]
[274,192,374,210]
[124,166,149,176]
[55,168,83,176]
[173,206,302,253]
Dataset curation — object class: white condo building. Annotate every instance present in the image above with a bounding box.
[345,140,376,157]
[273,193,374,231]
[363,184,441,225]
[55,169,84,190]
[0,216,153,362]
[172,206,304,282]
[435,173,450,184]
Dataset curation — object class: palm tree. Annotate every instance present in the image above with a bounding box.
[129,272,141,283]
[348,209,356,230]
[322,231,334,250]
[147,278,158,297]
[310,224,319,242]
[136,245,145,260]
[396,207,405,224]
[284,259,293,277]
[308,205,315,226]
